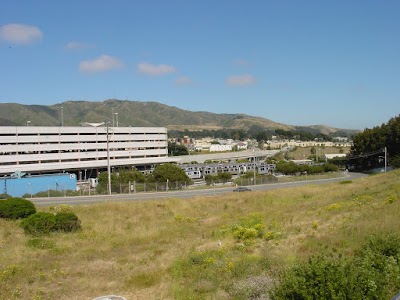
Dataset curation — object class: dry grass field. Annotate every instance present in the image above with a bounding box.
[1,170,400,299]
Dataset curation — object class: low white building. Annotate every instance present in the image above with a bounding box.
[193,138,213,151]
[324,153,347,160]
[0,126,176,176]
[209,144,233,152]
[235,142,248,150]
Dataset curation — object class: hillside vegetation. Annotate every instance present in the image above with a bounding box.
[0,99,356,134]
[1,170,400,299]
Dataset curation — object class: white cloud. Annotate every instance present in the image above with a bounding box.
[65,41,94,51]
[0,23,43,45]
[79,55,123,73]
[175,76,192,85]
[226,74,256,86]
[137,63,176,76]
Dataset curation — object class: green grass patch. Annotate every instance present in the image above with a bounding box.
[340,180,353,184]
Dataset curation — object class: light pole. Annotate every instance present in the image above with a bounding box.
[384,147,387,173]
[106,123,112,195]
[114,112,119,127]
[61,106,64,127]
[253,149,256,185]
[112,108,115,127]
[26,120,31,126]
[379,147,387,173]
[28,183,32,198]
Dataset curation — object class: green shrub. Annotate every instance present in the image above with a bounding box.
[231,213,265,241]
[0,193,12,200]
[55,212,81,232]
[271,233,400,300]
[0,197,36,219]
[340,180,353,184]
[233,226,259,240]
[272,254,347,300]
[20,212,56,235]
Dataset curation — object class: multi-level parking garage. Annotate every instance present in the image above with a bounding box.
[0,126,177,179]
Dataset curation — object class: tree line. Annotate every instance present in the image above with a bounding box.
[168,125,337,143]
[350,115,400,170]
[96,164,191,193]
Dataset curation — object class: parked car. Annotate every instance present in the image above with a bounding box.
[233,186,252,192]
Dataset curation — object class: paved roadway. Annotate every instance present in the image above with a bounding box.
[31,172,367,207]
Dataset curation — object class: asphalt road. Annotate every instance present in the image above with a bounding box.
[31,172,367,207]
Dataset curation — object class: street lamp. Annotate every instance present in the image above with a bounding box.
[61,106,64,127]
[253,149,256,185]
[379,147,387,173]
[28,183,32,198]
[106,123,112,195]
[26,120,31,126]
[114,112,119,127]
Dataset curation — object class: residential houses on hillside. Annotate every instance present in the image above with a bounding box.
[266,139,353,149]
[170,136,352,152]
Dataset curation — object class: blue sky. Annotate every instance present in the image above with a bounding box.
[0,0,399,130]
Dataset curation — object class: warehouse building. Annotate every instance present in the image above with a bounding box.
[1,172,77,198]
[0,126,176,179]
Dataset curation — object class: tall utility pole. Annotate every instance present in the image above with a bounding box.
[61,106,64,127]
[384,147,387,173]
[114,112,118,127]
[106,124,112,195]
[253,149,256,185]
[379,147,388,173]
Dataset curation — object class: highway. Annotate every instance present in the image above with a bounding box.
[30,172,367,207]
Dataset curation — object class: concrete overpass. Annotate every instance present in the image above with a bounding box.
[175,149,280,164]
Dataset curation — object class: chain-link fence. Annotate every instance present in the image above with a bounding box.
[23,172,341,198]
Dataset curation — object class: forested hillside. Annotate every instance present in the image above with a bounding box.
[350,115,400,169]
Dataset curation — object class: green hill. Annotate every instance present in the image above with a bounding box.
[0,99,357,135]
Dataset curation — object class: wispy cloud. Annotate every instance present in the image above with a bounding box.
[79,55,123,73]
[0,23,43,45]
[233,59,253,67]
[137,63,176,76]
[175,76,192,85]
[226,74,256,86]
[65,41,95,51]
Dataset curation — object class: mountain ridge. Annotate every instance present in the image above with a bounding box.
[0,99,358,135]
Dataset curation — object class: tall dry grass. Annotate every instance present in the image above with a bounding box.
[0,170,399,299]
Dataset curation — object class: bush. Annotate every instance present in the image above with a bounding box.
[20,211,81,235]
[271,233,400,300]
[0,193,12,200]
[231,213,265,241]
[324,162,339,172]
[0,197,36,219]
[55,212,81,232]
[20,212,56,235]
